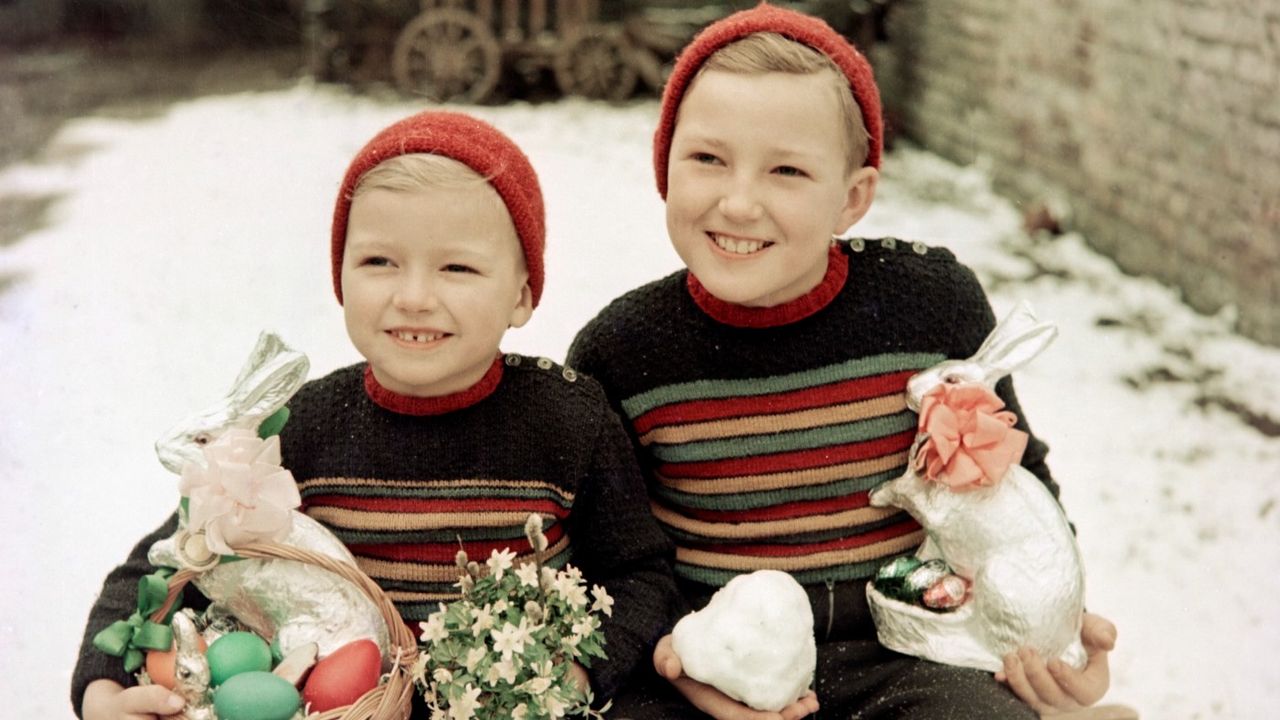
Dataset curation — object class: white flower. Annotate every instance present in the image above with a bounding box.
[492,599,509,615]
[565,565,583,583]
[470,603,495,637]
[515,562,540,589]
[572,616,597,639]
[179,429,301,555]
[485,655,519,686]
[541,566,558,590]
[432,668,453,685]
[545,691,570,718]
[410,652,430,684]
[522,676,552,695]
[419,614,448,643]
[591,584,614,617]
[512,703,528,720]
[463,646,487,673]
[491,621,527,658]
[448,684,482,720]
[487,547,517,581]
[554,573,589,608]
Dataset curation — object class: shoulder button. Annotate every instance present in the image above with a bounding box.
[849,238,866,252]
[562,368,578,382]
[912,241,928,255]
[881,238,897,250]
[505,354,522,366]
[536,357,554,370]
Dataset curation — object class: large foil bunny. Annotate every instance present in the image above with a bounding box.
[147,332,390,664]
[866,302,1087,673]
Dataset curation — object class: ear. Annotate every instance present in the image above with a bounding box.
[230,351,310,427]
[973,301,1059,381]
[508,282,534,329]
[230,332,286,393]
[834,166,879,235]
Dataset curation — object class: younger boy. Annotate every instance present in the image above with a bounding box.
[568,5,1116,718]
[73,111,679,719]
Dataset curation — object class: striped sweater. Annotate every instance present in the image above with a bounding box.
[71,355,678,712]
[568,239,1056,598]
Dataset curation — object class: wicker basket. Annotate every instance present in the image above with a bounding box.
[151,541,419,720]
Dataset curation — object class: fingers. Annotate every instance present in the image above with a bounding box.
[118,685,186,718]
[671,676,782,720]
[652,634,683,680]
[779,690,820,720]
[1001,650,1064,714]
[1048,650,1110,707]
[1080,613,1117,653]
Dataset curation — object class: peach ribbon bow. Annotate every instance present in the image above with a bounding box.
[913,384,1028,492]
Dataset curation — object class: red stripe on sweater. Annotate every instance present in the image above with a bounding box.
[677,490,871,523]
[658,429,915,479]
[302,495,570,517]
[632,370,914,435]
[348,523,566,563]
[693,519,922,557]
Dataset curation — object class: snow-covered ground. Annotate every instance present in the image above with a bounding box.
[1,84,1277,718]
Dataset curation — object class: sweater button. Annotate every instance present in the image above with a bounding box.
[912,241,928,255]
[505,354,522,366]
[849,238,865,252]
[562,368,578,382]
[881,238,897,250]
[536,357,554,370]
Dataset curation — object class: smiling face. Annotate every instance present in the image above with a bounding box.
[340,184,532,398]
[665,69,877,308]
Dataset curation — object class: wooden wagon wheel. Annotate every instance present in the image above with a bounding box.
[553,24,639,102]
[391,8,502,104]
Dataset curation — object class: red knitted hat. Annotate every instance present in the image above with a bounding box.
[653,2,883,198]
[331,111,546,307]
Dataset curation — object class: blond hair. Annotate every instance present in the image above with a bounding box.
[352,153,496,198]
[700,32,869,172]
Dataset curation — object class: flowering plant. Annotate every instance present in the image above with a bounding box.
[411,515,613,720]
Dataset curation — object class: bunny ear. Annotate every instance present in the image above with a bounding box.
[227,335,310,429]
[230,332,288,393]
[971,301,1059,382]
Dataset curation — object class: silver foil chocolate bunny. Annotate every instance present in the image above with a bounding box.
[866,302,1087,673]
[147,332,391,665]
[170,612,216,720]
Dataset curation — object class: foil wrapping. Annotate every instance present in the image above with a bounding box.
[867,464,1086,673]
[150,510,390,667]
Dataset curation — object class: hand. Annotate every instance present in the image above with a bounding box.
[653,634,820,720]
[996,613,1116,716]
[82,679,186,720]
[568,661,591,695]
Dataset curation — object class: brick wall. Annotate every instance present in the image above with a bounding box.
[872,0,1279,344]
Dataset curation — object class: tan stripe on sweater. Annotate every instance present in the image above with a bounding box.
[638,394,907,446]
[307,506,551,532]
[676,530,926,572]
[655,451,909,495]
[650,502,903,539]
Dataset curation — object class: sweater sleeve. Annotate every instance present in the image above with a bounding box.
[948,262,1059,500]
[566,397,681,702]
[70,513,179,716]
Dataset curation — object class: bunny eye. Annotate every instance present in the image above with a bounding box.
[194,433,212,446]
[943,374,964,385]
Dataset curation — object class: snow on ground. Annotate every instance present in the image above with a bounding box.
[1,84,1277,718]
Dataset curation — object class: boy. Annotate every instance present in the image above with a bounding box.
[73,111,679,719]
[568,5,1116,719]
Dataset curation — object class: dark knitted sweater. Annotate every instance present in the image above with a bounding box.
[567,240,1057,598]
[71,354,678,714]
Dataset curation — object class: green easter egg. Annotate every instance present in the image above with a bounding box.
[213,671,301,720]
[206,632,273,686]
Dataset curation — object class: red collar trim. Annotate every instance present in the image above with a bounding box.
[363,356,504,416]
[686,245,848,328]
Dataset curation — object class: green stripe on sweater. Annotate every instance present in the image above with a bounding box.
[652,467,902,510]
[650,411,916,463]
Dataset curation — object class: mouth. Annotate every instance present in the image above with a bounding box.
[708,232,773,257]
[387,329,450,346]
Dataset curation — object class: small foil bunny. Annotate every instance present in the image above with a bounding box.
[170,612,216,720]
[147,332,390,665]
[866,302,1087,673]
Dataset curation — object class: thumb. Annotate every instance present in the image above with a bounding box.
[652,634,683,680]
[1081,613,1117,653]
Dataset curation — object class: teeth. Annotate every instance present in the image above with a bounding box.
[713,233,766,255]
[394,330,444,343]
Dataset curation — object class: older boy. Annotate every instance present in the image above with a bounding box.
[74,111,679,719]
[569,5,1116,719]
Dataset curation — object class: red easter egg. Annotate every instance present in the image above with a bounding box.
[301,639,381,713]
[145,634,208,690]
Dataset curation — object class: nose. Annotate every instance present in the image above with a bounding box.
[393,270,440,312]
[718,176,764,223]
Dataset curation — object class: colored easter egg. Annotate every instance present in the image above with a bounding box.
[213,671,302,720]
[302,638,382,713]
[206,632,273,686]
[145,633,208,689]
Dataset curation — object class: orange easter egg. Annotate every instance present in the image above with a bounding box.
[301,639,381,713]
[146,634,208,689]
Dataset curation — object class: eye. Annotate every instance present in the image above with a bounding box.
[443,264,478,274]
[772,165,807,178]
[360,256,392,267]
[194,432,212,446]
[943,374,964,385]
[692,152,722,165]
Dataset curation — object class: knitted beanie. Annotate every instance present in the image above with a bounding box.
[653,2,883,198]
[331,111,546,307]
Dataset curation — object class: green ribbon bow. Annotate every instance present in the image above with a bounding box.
[92,570,184,672]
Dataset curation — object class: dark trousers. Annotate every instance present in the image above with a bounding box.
[607,578,1036,720]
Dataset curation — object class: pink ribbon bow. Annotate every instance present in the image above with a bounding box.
[913,384,1028,492]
